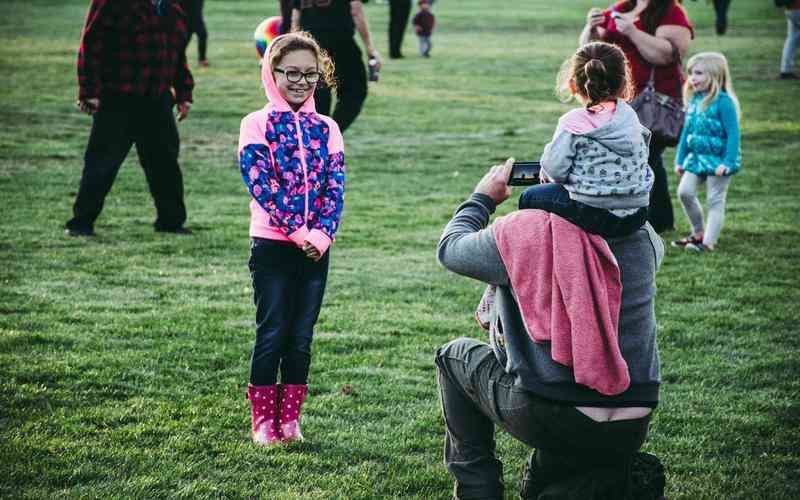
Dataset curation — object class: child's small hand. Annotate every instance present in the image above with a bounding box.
[539,169,552,184]
[715,165,729,176]
[675,165,684,176]
[303,241,322,261]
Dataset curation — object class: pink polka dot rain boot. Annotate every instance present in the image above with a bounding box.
[247,384,281,445]
[279,384,308,443]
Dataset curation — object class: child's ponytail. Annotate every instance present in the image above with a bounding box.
[583,59,612,109]
[556,42,633,111]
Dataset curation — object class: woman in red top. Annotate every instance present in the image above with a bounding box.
[580,0,694,234]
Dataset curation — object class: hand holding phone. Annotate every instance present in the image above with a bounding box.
[507,161,542,186]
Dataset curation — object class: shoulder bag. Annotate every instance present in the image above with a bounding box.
[630,43,685,147]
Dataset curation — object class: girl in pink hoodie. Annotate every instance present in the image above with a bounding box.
[238,32,345,445]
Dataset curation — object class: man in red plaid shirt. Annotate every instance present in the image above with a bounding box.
[66,0,195,236]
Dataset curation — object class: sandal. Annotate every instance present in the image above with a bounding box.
[671,235,702,248]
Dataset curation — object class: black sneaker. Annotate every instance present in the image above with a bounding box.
[779,72,800,80]
[629,452,666,500]
[65,227,95,237]
[685,242,712,252]
[155,226,193,235]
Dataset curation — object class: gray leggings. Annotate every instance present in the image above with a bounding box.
[677,172,732,247]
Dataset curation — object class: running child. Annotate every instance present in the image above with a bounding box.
[672,52,741,252]
[238,32,345,445]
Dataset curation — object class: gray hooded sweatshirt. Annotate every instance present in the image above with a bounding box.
[437,194,664,407]
[541,100,654,211]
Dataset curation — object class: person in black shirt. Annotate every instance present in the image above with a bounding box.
[292,0,381,133]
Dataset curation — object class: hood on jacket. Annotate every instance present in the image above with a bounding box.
[583,100,650,157]
[260,34,317,114]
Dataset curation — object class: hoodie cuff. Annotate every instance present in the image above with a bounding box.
[305,229,332,255]
[288,226,310,247]
[468,193,497,214]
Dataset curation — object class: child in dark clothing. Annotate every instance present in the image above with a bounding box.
[412,0,435,57]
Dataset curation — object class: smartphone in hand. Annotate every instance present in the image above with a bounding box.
[507,161,542,186]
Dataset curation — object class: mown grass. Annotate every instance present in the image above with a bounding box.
[1,0,799,498]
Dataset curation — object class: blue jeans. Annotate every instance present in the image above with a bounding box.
[248,238,330,386]
[518,184,647,238]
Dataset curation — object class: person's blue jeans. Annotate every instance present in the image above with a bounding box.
[518,183,647,238]
[248,238,330,386]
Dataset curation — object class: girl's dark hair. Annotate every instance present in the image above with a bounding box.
[557,42,633,109]
[619,0,682,34]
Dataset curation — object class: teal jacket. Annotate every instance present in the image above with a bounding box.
[675,91,741,176]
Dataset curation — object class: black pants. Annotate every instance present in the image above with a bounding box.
[249,238,330,386]
[388,0,412,58]
[646,142,675,234]
[279,0,293,35]
[313,33,368,133]
[66,93,186,232]
[518,183,648,238]
[187,0,208,61]
[713,0,731,34]
[435,338,651,500]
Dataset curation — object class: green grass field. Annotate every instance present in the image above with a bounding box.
[1,0,799,498]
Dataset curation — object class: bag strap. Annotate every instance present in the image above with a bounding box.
[644,40,683,96]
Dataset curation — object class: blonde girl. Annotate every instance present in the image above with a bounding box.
[238,32,345,444]
[672,52,741,252]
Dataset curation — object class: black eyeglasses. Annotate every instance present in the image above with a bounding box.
[274,68,322,84]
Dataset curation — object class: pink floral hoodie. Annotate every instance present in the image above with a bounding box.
[238,36,345,255]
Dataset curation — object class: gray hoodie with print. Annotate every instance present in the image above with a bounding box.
[541,101,654,210]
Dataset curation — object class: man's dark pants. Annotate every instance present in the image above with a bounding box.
[187,0,208,61]
[66,93,187,233]
[313,34,368,133]
[388,0,412,58]
[435,337,651,500]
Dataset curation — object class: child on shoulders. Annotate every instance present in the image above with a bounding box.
[518,41,654,238]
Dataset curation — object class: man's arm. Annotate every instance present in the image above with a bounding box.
[172,6,194,102]
[77,0,113,102]
[291,7,300,31]
[438,160,515,286]
[437,194,510,286]
[351,1,381,68]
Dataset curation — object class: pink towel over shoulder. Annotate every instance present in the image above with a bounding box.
[492,210,630,396]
